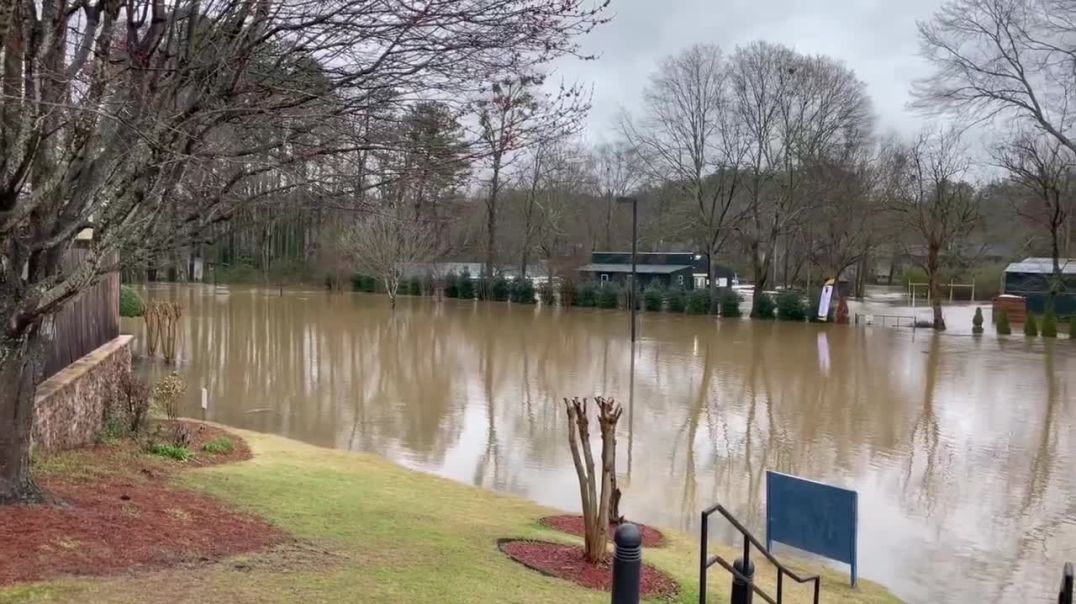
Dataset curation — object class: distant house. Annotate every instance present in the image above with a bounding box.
[1003,258,1076,316]
[578,252,735,290]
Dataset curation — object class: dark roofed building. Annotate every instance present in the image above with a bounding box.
[579,252,736,290]
[1003,257,1076,316]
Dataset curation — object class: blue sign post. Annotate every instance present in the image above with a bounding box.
[766,471,858,586]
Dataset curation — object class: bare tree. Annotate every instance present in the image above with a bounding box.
[591,141,642,250]
[915,0,1076,154]
[0,0,608,504]
[331,211,441,308]
[730,42,873,315]
[995,130,1074,307]
[562,396,622,564]
[884,129,981,330]
[624,44,749,304]
[475,76,589,288]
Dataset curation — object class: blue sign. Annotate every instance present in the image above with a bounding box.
[766,471,858,586]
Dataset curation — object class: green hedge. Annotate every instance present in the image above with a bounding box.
[686,289,710,314]
[597,284,621,309]
[510,279,536,304]
[754,292,776,319]
[119,285,144,317]
[576,282,599,307]
[457,271,475,299]
[538,281,555,305]
[776,290,807,321]
[996,309,1011,335]
[666,288,686,313]
[643,283,664,311]
[719,288,742,318]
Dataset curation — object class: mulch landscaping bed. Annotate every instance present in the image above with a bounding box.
[540,515,666,548]
[0,420,283,586]
[499,539,679,599]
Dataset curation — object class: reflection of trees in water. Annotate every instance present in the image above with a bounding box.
[901,334,945,517]
[159,287,1076,599]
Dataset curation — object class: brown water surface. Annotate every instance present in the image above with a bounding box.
[127,284,1076,603]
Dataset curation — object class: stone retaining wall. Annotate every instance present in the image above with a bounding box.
[32,335,134,452]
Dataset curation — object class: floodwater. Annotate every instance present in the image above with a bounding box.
[126,284,1076,603]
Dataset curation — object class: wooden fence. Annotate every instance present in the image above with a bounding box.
[43,249,120,380]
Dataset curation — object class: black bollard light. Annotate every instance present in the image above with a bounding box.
[611,523,642,604]
[730,557,755,604]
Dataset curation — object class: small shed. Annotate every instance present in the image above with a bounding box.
[1003,258,1076,316]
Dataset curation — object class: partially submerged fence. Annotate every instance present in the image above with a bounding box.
[43,249,120,379]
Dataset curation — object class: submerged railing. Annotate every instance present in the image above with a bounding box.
[699,503,820,604]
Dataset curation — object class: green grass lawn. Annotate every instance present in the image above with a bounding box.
[2,430,901,603]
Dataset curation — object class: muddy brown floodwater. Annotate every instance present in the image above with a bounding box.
[127,284,1076,603]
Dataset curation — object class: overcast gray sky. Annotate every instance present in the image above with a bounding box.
[553,0,948,144]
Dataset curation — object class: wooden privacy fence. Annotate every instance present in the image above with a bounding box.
[43,249,120,380]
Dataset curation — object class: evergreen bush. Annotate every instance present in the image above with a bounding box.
[1024,313,1039,337]
[642,283,665,311]
[754,292,776,319]
[457,271,475,299]
[666,288,686,313]
[597,284,621,309]
[490,276,510,301]
[972,307,984,334]
[996,309,1011,335]
[686,289,710,314]
[1069,315,1076,339]
[719,288,743,318]
[511,279,536,303]
[119,285,144,317]
[576,282,599,307]
[775,290,807,321]
[538,280,556,305]
[443,273,460,298]
[1041,309,1058,337]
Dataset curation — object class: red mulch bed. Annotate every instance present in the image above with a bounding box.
[540,515,666,548]
[0,420,283,586]
[500,540,679,599]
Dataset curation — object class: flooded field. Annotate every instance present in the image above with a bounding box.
[127,284,1076,602]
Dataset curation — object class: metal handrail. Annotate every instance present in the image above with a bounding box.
[699,503,821,604]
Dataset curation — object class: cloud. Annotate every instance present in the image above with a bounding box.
[551,0,947,143]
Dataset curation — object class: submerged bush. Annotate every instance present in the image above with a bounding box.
[643,283,665,311]
[597,284,621,309]
[351,274,377,292]
[443,273,459,298]
[686,289,710,314]
[996,309,1011,335]
[576,282,599,307]
[754,292,776,319]
[666,287,686,313]
[1041,309,1058,338]
[489,276,510,301]
[1070,315,1076,339]
[511,279,536,303]
[457,271,475,299]
[1024,313,1039,337]
[972,308,984,334]
[719,288,743,318]
[775,290,807,321]
[538,281,556,305]
[119,285,144,317]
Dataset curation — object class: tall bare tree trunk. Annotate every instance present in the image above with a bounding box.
[927,242,945,330]
[0,326,45,504]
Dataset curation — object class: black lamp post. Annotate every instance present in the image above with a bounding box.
[615,196,638,343]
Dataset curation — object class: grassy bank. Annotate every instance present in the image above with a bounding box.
[2,430,900,603]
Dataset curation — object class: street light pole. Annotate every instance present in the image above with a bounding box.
[616,196,639,344]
